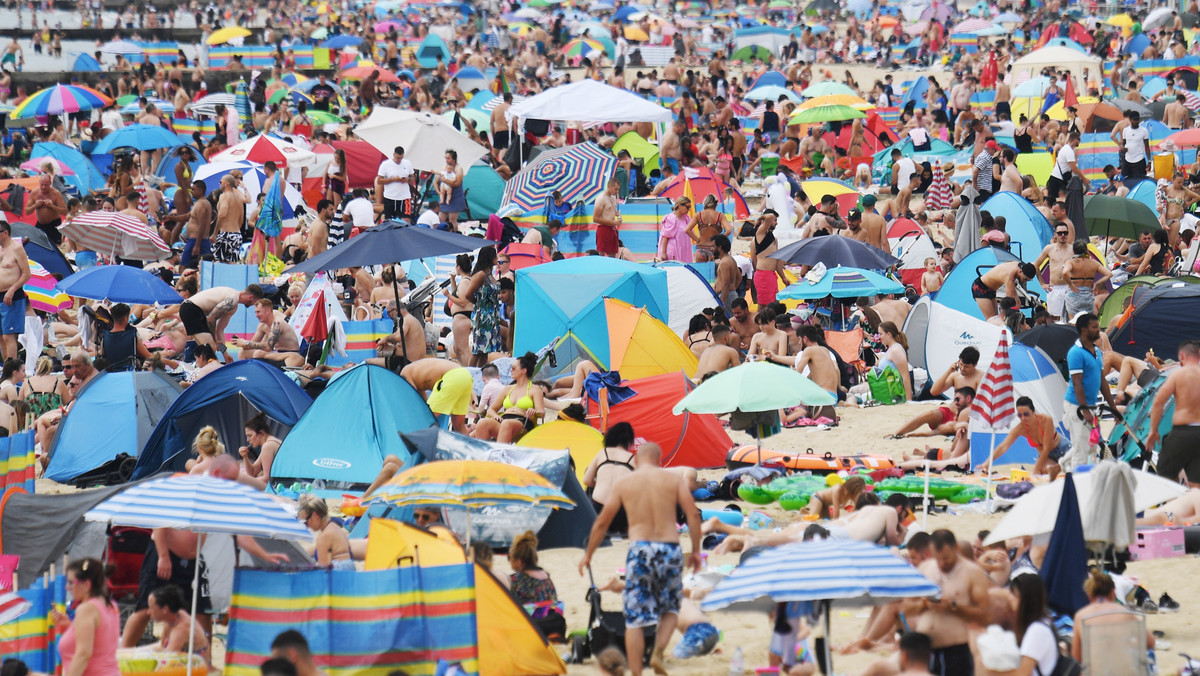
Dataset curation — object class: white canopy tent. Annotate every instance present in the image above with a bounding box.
[507,79,674,123]
[1010,46,1101,88]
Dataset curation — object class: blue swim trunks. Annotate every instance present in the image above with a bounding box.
[0,294,25,335]
[623,541,683,629]
[673,622,719,658]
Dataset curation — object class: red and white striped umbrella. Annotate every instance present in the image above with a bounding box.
[970,332,1016,431]
[1182,90,1200,113]
[59,211,170,261]
[0,591,31,624]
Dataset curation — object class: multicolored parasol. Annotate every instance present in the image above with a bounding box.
[501,142,618,213]
[10,84,114,119]
[24,259,71,313]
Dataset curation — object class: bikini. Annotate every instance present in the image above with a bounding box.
[501,382,537,432]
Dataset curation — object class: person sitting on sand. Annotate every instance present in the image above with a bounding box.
[803,475,866,520]
[185,426,224,474]
[890,387,975,439]
[1136,488,1200,526]
[298,494,353,571]
[981,396,1068,479]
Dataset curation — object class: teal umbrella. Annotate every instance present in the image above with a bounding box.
[778,267,904,300]
[672,361,836,415]
[1083,194,1161,240]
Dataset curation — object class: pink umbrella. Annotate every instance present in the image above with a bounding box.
[374,20,402,32]
[19,157,75,175]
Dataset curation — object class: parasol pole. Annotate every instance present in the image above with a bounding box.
[984,431,997,513]
[823,599,833,676]
[922,457,931,532]
[186,533,204,676]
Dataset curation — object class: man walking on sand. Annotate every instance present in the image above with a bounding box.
[1149,340,1200,485]
[579,442,702,676]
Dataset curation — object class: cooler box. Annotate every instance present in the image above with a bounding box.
[1129,527,1185,561]
[1154,153,1176,181]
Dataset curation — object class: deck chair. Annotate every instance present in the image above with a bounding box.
[1078,608,1152,676]
[825,327,868,384]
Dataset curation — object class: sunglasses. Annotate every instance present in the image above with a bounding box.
[1056,231,1069,236]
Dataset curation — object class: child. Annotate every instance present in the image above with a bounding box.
[474,363,504,423]
[921,257,944,294]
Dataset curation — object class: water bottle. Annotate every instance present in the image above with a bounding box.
[728,646,744,675]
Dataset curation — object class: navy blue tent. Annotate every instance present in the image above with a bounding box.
[131,360,312,479]
[270,365,435,492]
[10,222,73,278]
[45,371,182,483]
[1110,284,1200,358]
[1040,473,1090,616]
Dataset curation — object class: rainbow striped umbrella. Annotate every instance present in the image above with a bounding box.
[10,84,113,119]
[501,142,618,213]
[561,37,603,57]
[24,260,71,313]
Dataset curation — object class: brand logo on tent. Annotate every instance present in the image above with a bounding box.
[313,458,351,469]
[959,331,974,340]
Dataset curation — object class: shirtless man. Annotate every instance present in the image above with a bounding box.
[594,179,622,257]
[232,299,304,367]
[891,387,975,438]
[29,173,67,247]
[829,494,911,545]
[178,285,264,360]
[928,347,982,398]
[308,199,332,261]
[178,181,212,269]
[370,302,426,373]
[121,528,213,648]
[747,308,787,359]
[695,324,740,377]
[120,190,149,225]
[751,210,787,306]
[998,148,1023,194]
[1149,340,1200,485]
[727,298,756,349]
[489,93,514,158]
[660,120,684,175]
[1165,94,1189,129]
[712,235,741,308]
[971,261,1036,319]
[843,209,873,246]
[0,223,30,363]
[765,324,839,397]
[912,530,992,676]
[859,194,888,251]
[579,442,701,676]
[213,174,250,263]
[1035,224,1074,321]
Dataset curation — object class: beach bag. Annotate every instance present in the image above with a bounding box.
[867,365,904,404]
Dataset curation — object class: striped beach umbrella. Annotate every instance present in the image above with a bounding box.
[10,84,113,119]
[59,211,170,261]
[99,39,144,55]
[24,260,71,313]
[561,37,603,57]
[119,97,176,116]
[372,459,575,510]
[501,143,618,213]
[0,591,31,624]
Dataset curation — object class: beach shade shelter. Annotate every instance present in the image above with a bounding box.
[1040,473,1090,616]
[745,85,801,103]
[415,33,452,67]
[729,44,773,62]
[288,220,492,276]
[72,53,102,72]
[10,84,112,119]
[58,265,182,304]
[733,26,791,53]
[612,130,660,172]
[1097,274,1200,329]
[984,469,1186,545]
[513,257,667,367]
[451,66,490,94]
[444,107,490,134]
[1109,284,1200,358]
[1083,195,1160,240]
[85,474,312,676]
[500,142,618,213]
[518,420,605,482]
[952,186,983,263]
[700,539,939,675]
[789,104,865,124]
[903,296,1007,377]
[44,371,182,484]
[1126,179,1160,215]
[604,298,698,380]
[59,211,170,261]
[778,267,904,300]
[9,222,72,278]
[800,81,857,98]
[500,242,551,270]
[29,142,108,196]
[193,161,306,221]
[362,519,568,676]
[1011,46,1101,85]
[935,247,1046,321]
[769,235,900,269]
[352,107,488,174]
[206,26,251,45]
[751,70,789,89]
[463,161,505,219]
[653,261,722,335]
[209,134,316,168]
[888,218,940,292]
[91,123,184,153]
[131,360,312,479]
[588,372,732,468]
[269,365,436,494]
[508,80,674,124]
[979,192,1054,262]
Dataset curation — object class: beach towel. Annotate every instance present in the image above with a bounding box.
[925,163,954,211]
[584,370,638,406]
[1082,461,1137,550]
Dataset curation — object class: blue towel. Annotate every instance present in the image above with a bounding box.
[584,370,637,406]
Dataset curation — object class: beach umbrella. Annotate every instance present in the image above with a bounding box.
[19,157,74,175]
[209,134,317,168]
[320,34,363,49]
[207,26,252,45]
[953,186,981,263]
[789,103,865,124]
[192,161,307,219]
[278,72,309,88]
[338,66,402,82]
[560,37,602,58]
[1083,195,1160,240]
[623,25,650,41]
[373,19,402,32]
[994,11,1022,22]
[99,39,144,55]
[769,235,900,269]
[59,212,170,261]
[919,1,954,23]
[804,0,838,12]
[1106,13,1134,28]
[500,142,618,213]
[673,360,835,416]
[970,332,1017,507]
[287,220,494,275]
[10,84,113,119]
[1014,324,1078,363]
[187,92,237,117]
[657,170,751,219]
[797,94,872,110]
[800,81,856,98]
[24,260,71,313]
[1039,473,1090,616]
[1013,76,1052,98]
[799,177,858,214]
[729,44,773,61]
[745,85,800,102]
[1065,175,1087,240]
[92,123,184,153]
[1108,99,1152,119]
[85,474,311,676]
[700,539,939,673]
[1165,128,1200,148]
[119,98,175,116]
[444,107,491,134]
[292,79,346,96]
[353,107,487,173]
[58,265,183,304]
[778,267,904,300]
[11,222,71,278]
[307,110,345,125]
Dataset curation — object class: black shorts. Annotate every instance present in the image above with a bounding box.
[37,218,63,246]
[1157,426,1200,482]
[136,545,211,614]
[971,277,996,300]
[930,643,973,676]
[386,353,411,375]
[501,412,536,433]
[179,301,211,336]
[493,130,511,150]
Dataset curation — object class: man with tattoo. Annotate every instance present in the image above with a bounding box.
[177,284,264,361]
[231,299,304,367]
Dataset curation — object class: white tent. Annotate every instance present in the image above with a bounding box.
[507,79,674,123]
[1010,46,1101,87]
[653,262,722,335]
[902,296,1006,377]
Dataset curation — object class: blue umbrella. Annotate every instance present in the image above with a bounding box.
[287,220,496,275]
[612,5,641,21]
[92,123,184,153]
[769,236,901,270]
[778,267,904,300]
[1040,473,1090,616]
[320,34,364,49]
[59,265,183,304]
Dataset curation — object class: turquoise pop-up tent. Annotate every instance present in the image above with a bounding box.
[415,33,451,68]
[513,257,668,369]
[979,192,1053,263]
[30,142,108,196]
[464,162,504,219]
[270,365,436,493]
[936,246,1046,320]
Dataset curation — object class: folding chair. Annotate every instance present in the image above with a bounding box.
[1079,608,1152,676]
[825,327,868,383]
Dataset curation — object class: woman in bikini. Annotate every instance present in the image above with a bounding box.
[1160,173,1199,246]
[442,254,476,366]
[471,351,544,443]
[682,314,714,358]
[687,194,731,262]
[185,425,224,474]
[985,397,1068,479]
[582,422,636,533]
[803,475,866,520]
[298,494,354,570]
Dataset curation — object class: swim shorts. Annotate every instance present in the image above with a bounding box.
[213,231,243,263]
[1137,366,1161,388]
[672,622,719,658]
[937,406,955,426]
[596,224,618,256]
[1157,425,1200,483]
[181,237,212,269]
[1045,436,1071,462]
[1047,284,1068,317]
[970,277,996,300]
[930,642,973,676]
[135,545,211,614]
[925,448,947,461]
[178,301,211,337]
[1065,286,1094,320]
[623,541,683,629]
[0,289,25,335]
[754,269,779,306]
[426,367,473,416]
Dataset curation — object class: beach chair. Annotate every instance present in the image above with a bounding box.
[1078,608,1152,676]
[825,327,868,384]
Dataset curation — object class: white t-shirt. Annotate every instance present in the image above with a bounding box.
[378,158,414,201]
[909,127,930,146]
[733,254,753,280]
[1019,622,1060,676]
[344,197,375,230]
[101,109,124,131]
[1052,144,1076,179]
[894,157,917,191]
[1122,125,1150,163]
[417,208,441,228]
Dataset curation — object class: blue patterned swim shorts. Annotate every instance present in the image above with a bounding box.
[623,541,683,629]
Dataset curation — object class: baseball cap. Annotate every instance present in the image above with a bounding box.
[985,139,999,152]
[862,194,877,207]
[847,209,863,221]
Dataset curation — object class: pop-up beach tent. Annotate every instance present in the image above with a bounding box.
[969,343,1068,468]
[604,298,698,380]
[518,420,605,482]
[653,262,722,335]
[1109,284,1200,358]
[903,296,1007,377]
[414,33,452,68]
[935,247,1046,321]
[979,192,1053,262]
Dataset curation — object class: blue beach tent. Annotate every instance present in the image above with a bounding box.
[29,142,108,196]
[131,360,312,479]
[979,192,1053,262]
[415,33,451,68]
[73,53,102,72]
[936,247,1046,320]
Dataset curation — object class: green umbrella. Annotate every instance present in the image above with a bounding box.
[1083,195,1161,239]
[116,94,138,106]
[801,81,857,98]
[789,103,865,124]
[308,110,345,124]
[729,45,774,62]
[310,26,329,40]
[671,361,836,416]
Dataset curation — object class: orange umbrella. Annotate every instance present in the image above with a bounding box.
[339,66,402,82]
[877,16,899,29]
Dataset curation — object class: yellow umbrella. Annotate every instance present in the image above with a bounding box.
[1044,96,1099,121]
[800,178,858,202]
[1106,13,1133,27]
[798,94,874,111]
[207,26,252,45]
[624,25,650,41]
